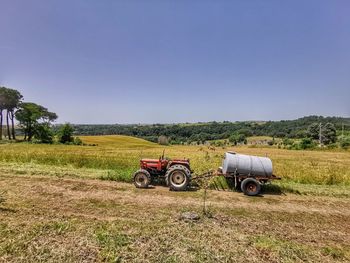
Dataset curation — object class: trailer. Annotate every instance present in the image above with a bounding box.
[133,151,280,196]
[192,151,281,196]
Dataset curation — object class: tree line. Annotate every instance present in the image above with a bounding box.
[64,116,350,145]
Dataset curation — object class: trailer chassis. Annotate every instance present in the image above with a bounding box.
[191,169,281,196]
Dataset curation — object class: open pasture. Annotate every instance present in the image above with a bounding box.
[0,135,349,187]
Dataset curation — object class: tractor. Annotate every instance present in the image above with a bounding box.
[133,151,192,191]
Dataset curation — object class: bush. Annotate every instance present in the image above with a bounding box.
[339,136,350,149]
[215,141,224,147]
[327,143,338,149]
[283,138,293,146]
[73,137,83,145]
[299,138,316,150]
[33,124,54,144]
[58,123,74,144]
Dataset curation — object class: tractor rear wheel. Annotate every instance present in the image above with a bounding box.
[241,178,261,196]
[166,165,191,191]
[133,169,151,188]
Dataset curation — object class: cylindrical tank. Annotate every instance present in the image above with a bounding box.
[222,152,273,176]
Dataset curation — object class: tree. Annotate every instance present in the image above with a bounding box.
[307,122,337,145]
[5,88,22,140]
[0,87,6,140]
[322,123,337,145]
[15,102,58,141]
[306,123,320,141]
[0,87,23,140]
[57,123,74,144]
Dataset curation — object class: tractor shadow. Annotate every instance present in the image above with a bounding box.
[149,180,200,192]
[261,184,286,196]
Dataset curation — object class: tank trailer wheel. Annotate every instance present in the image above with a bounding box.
[133,169,151,188]
[241,178,261,196]
[165,165,191,191]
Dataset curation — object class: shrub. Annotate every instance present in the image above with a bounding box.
[57,123,74,144]
[215,141,224,147]
[33,124,54,144]
[327,143,338,149]
[339,136,350,149]
[299,138,316,150]
[283,138,293,146]
[73,137,83,145]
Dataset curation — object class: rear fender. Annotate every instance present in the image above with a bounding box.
[167,162,191,171]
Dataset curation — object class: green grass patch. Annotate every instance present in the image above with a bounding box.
[94,224,131,262]
[253,235,313,262]
[99,169,133,183]
[321,246,347,260]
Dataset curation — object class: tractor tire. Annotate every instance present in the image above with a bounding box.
[165,165,191,191]
[133,169,151,188]
[241,178,261,196]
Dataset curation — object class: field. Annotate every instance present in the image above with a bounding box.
[1,135,349,186]
[1,135,350,262]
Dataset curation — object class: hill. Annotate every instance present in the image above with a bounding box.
[80,135,158,148]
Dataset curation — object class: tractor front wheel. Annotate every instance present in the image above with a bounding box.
[133,169,151,188]
[166,165,191,191]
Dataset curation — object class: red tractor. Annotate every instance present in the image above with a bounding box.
[133,152,192,191]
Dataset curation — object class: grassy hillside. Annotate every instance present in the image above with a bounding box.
[81,135,158,148]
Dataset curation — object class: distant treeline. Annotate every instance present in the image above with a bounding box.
[53,116,350,144]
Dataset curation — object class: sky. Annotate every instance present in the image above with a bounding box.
[0,0,349,124]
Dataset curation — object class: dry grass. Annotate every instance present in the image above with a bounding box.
[0,174,349,262]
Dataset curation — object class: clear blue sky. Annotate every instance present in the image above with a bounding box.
[1,0,349,124]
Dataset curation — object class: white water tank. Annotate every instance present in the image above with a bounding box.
[222,152,273,176]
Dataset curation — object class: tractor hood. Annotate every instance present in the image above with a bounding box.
[140,158,159,162]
